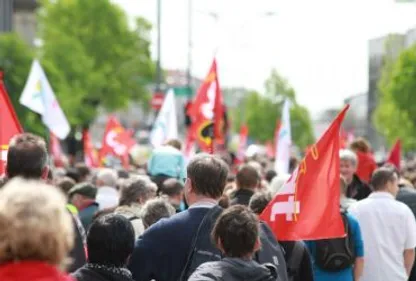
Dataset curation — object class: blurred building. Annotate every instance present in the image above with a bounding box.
[344,93,367,137]
[0,0,38,45]
[367,27,416,150]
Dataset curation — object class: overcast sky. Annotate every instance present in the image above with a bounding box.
[113,0,416,115]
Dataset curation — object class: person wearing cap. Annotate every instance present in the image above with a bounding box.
[69,183,99,230]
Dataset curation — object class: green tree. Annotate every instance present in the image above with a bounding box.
[233,69,314,150]
[39,0,154,127]
[0,33,45,135]
[374,40,416,151]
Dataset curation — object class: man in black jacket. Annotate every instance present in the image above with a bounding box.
[5,133,87,272]
[230,164,261,206]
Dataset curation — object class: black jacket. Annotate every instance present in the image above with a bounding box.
[72,264,135,281]
[230,189,255,206]
[346,174,372,201]
[280,241,314,281]
[68,213,87,273]
[188,258,279,281]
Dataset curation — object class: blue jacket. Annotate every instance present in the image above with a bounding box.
[128,207,208,281]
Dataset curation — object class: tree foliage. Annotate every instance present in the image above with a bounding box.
[0,33,45,135]
[233,69,315,150]
[374,41,416,151]
[38,0,154,127]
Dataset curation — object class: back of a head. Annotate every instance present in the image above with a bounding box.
[247,161,263,178]
[0,178,73,266]
[265,169,277,184]
[141,197,176,228]
[6,133,48,180]
[371,167,397,191]
[56,176,76,195]
[236,164,260,190]
[119,175,157,206]
[212,205,259,258]
[87,214,135,267]
[160,178,184,197]
[165,139,182,151]
[249,191,273,215]
[350,137,372,153]
[75,163,90,181]
[187,154,229,199]
[97,168,118,187]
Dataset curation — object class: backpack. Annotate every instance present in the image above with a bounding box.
[179,206,287,281]
[285,241,305,281]
[314,212,355,271]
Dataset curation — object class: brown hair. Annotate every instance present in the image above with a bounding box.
[350,137,372,153]
[165,139,182,150]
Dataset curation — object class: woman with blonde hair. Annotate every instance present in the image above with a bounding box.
[0,178,74,281]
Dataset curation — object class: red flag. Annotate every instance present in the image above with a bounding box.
[100,116,135,169]
[236,124,249,162]
[340,128,348,149]
[261,105,349,241]
[355,151,377,183]
[387,139,401,171]
[0,72,23,175]
[184,128,196,162]
[188,59,224,152]
[83,129,99,168]
[50,132,65,167]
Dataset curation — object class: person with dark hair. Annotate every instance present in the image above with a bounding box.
[4,133,87,273]
[188,205,277,281]
[265,169,277,184]
[6,133,49,180]
[160,178,185,212]
[72,214,136,281]
[230,164,261,206]
[128,154,289,281]
[147,140,186,190]
[249,191,273,215]
[350,167,416,281]
[57,176,76,195]
[66,167,81,183]
[141,197,176,229]
[75,163,91,182]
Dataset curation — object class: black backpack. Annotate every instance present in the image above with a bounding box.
[179,206,287,281]
[314,212,355,271]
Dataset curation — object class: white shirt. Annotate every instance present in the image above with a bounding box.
[96,186,119,210]
[349,192,416,281]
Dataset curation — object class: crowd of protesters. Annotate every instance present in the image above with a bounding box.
[1,133,416,281]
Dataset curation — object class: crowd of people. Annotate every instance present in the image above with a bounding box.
[1,133,416,281]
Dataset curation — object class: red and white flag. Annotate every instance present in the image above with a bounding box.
[236,124,249,163]
[83,129,99,168]
[0,72,23,175]
[50,132,65,167]
[261,105,349,241]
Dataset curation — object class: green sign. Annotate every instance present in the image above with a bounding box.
[173,86,193,97]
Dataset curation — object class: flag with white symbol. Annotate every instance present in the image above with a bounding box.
[20,60,70,139]
[150,89,178,147]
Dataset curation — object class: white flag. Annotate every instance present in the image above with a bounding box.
[20,60,70,139]
[150,89,178,147]
[275,99,292,174]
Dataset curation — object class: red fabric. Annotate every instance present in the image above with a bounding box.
[355,151,377,183]
[100,116,135,169]
[50,133,64,168]
[0,72,23,175]
[236,124,248,162]
[187,59,224,152]
[0,261,74,281]
[83,129,99,168]
[387,139,401,171]
[261,105,349,241]
[265,141,274,159]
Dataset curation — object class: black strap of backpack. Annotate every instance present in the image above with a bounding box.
[287,242,304,280]
[178,206,222,281]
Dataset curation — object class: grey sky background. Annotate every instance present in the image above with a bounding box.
[113,0,416,115]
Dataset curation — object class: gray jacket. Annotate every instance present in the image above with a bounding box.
[188,258,279,281]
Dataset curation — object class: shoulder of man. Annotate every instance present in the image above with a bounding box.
[188,262,223,281]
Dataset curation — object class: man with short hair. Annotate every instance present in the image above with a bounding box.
[141,197,176,229]
[95,168,119,210]
[128,154,288,281]
[230,164,261,206]
[4,133,87,273]
[160,178,185,212]
[350,167,416,281]
[188,205,278,281]
[340,149,372,200]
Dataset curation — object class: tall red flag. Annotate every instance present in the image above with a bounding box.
[50,132,65,167]
[100,116,135,169]
[0,72,23,175]
[83,129,99,168]
[355,151,377,183]
[187,59,224,152]
[387,139,401,170]
[261,105,349,241]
